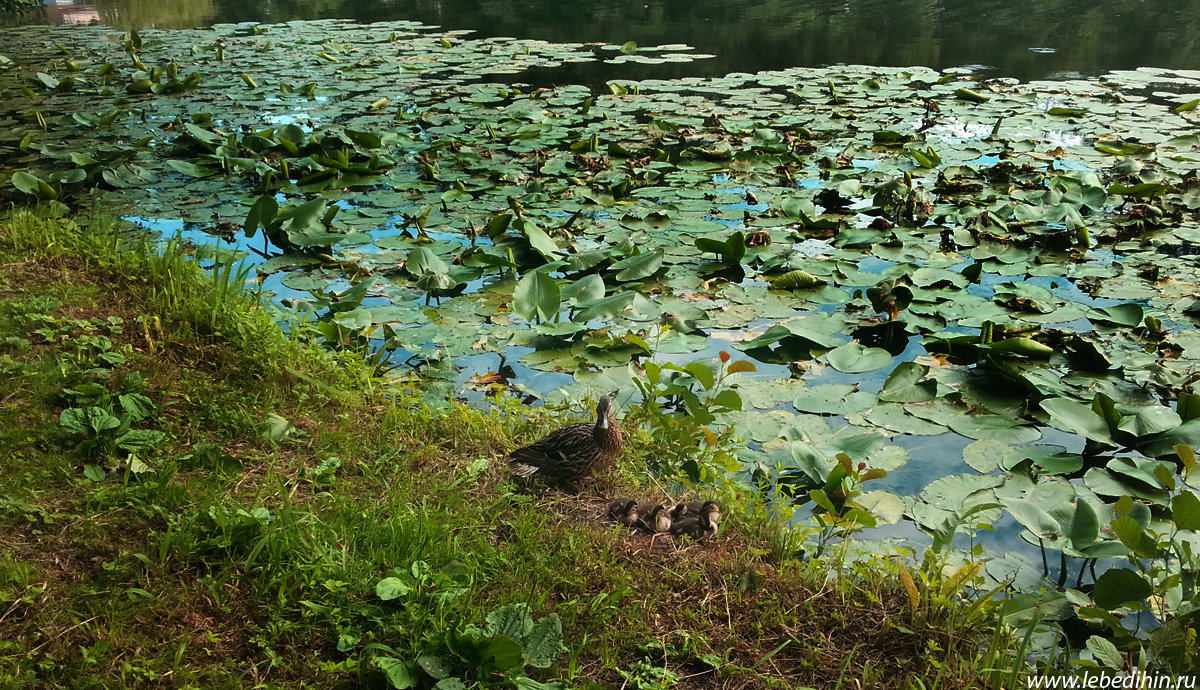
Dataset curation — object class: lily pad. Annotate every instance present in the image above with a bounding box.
[825,342,893,374]
[878,362,936,403]
[792,384,877,415]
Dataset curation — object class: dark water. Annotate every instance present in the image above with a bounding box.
[30,0,1200,83]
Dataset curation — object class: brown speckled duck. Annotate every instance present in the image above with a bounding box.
[507,393,622,486]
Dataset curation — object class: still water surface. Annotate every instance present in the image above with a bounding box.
[31,0,1200,83]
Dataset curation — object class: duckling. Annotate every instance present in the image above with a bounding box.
[606,497,639,527]
[635,503,672,533]
[667,502,688,523]
[668,500,722,524]
[688,500,722,524]
[669,502,721,540]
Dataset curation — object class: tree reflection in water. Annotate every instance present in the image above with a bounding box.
[25,0,1200,82]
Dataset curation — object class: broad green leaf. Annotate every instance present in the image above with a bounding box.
[712,389,742,412]
[773,270,824,290]
[181,121,225,149]
[521,220,559,259]
[375,577,412,600]
[118,393,156,422]
[1136,419,1200,458]
[1040,398,1115,445]
[1085,636,1123,670]
[259,413,295,445]
[165,159,216,178]
[417,654,449,680]
[954,87,989,103]
[375,657,419,689]
[1001,497,1062,541]
[684,361,715,390]
[60,406,120,435]
[561,274,604,302]
[1091,568,1152,610]
[535,321,586,336]
[11,171,43,195]
[1047,107,1087,117]
[1105,456,1169,488]
[1178,393,1200,422]
[572,292,635,321]
[1084,468,1170,505]
[1171,489,1200,530]
[879,362,935,403]
[514,270,561,323]
[609,249,664,282]
[1093,140,1154,156]
[738,322,842,352]
[1107,182,1167,199]
[244,196,277,237]
[1068,499,1100,550]
[793,384,876,415]
[1116,404,1181,438]
[853,404,948,436]
[856,491,905,524]
[778,196,817,219]
[997,591,1070,625]
[116,429,165,453]
[480,635,524,671]
[825,342,892,373]
[485,603,534,640]
[278,198,329,236]
[406,247,450,276]
[962,439,1010,473]
[522,614,566,668]
[1085,303,1142,327]
[1109,516,1144,551]
[944,414,1041,444]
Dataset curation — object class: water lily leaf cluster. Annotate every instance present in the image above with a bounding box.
[3,23,1200,575]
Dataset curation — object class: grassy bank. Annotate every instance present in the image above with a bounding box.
[0,209,1009,689]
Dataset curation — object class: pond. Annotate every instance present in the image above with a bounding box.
[24,0,1200,84]
[2,7,1199,619]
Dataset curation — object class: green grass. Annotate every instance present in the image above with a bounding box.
[0,208,1021,689]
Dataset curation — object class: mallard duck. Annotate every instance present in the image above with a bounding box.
[669,502,720,539]
[606,497,639,527]
[635,504,672,533]
[507,393,622,486]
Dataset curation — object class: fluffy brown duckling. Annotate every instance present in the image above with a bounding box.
[507,393,622,487]
[668,500,722,525]
[669,502,721,540]
[606,497,639,527]
[635,503,672,533]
